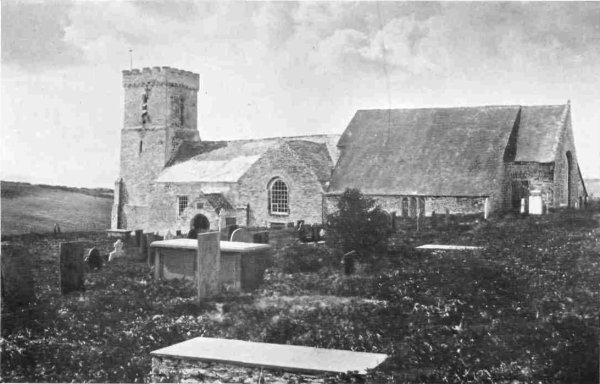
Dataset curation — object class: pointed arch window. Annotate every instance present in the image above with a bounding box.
[269,178,289,215]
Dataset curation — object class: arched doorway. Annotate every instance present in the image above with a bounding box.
[566,151,573,207]
[191,214,210,232]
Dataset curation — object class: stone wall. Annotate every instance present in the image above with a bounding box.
[504,162,555,209]
[552,112,586,208]
[324,194,486,218]
[238,143,325,227]
[147,182,238,235]
[150,356,331,384]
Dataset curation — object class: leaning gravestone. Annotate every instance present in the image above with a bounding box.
[85,247,103,270]
[230,227,253,243]
[1,243,35,308]
[60,241,86,294]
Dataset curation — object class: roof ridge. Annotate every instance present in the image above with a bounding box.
[357,103,568,113]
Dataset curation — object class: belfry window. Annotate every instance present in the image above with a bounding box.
[269,178,289,215]
[171,95,185,126]
[139,140,143,155]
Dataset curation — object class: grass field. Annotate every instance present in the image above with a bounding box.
[1,181,113,236]
[1,208,599,383]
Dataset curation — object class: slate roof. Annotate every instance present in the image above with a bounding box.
[329,104,569,196]
[157,138,334,185]
[204,193,234,211]
[286,140,333,187]
[156,140,278,183]
[514,104,568,162]
[167,134,341,168]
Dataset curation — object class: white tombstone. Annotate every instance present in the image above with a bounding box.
[528,190,544,215]
[108,239,126,261]
[483,197,490,220]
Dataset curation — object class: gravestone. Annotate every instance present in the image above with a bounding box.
[85,247,103,270]
[342,250,357,275]
[135,230,143,247]
[252,231,269,244]
[109,239,126,261]
[197,232,220,300]
[1,243,35,308]
[230,227,252,243]
[60,241,85,294]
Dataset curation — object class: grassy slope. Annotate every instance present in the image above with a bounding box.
[1,182,113,235]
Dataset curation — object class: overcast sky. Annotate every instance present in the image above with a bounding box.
[2,1,599,188]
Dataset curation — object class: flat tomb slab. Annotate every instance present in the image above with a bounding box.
[150,337,387,374]
[150,239,271,253]
[416,244,484,251]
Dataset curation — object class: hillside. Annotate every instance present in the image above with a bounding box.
[1,181,113,236]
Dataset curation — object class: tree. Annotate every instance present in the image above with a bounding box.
[326,188,391,264]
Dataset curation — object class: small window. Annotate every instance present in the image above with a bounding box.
[418,197,425,217]
[171,95,185,126]
[141,91,150,124]
[225,217,236,227]
[139,140,143,155]
[410,197,417,218]
[401,197,409,217]
[269,178,289,215]
[196,202,204,209]
[177,196,188,216]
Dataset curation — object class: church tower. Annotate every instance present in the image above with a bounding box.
[112,67,200,230]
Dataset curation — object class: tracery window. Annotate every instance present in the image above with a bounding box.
[269,178,289,215]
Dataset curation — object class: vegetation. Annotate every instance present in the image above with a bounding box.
[326,188,391,264]
[0,181,112,235]
[1,208,599,383]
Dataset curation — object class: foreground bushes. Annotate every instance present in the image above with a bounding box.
[2,209,599,383]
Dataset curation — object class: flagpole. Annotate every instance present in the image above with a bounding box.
[129,49,133,70]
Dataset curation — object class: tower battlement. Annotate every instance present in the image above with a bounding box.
[122,66,199,90]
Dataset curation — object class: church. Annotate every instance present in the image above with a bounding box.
[111,66,587,235]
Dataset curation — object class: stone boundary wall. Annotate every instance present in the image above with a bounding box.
[150,356,333,384]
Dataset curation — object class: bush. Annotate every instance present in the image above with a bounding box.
[273,242,340,274]
[326,189,391,265]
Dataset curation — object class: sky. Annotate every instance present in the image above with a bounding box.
[2,1,599,188]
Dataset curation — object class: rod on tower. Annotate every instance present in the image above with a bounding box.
[129,49,133,70]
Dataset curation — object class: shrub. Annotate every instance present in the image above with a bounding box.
[326,188,391,265]
[273,242,340,274]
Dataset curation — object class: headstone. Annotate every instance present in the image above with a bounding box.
[165,230,175,240]
[197,232,221,300]
[342,250,357,275]
[484,198,490,220]
[108,239,126,261]
[230,227,253,243]
[145,233,156,264]
[1,243,35,308]
[252,231,269,244]
[431,211,437,229]
[135,229,143,247]
[85,247,103,270]
[60,241,85,294]
[141,233,149,259]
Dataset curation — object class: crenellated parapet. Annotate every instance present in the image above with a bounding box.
[122,66,200,90]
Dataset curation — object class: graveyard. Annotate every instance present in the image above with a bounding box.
[1,205,599,383]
